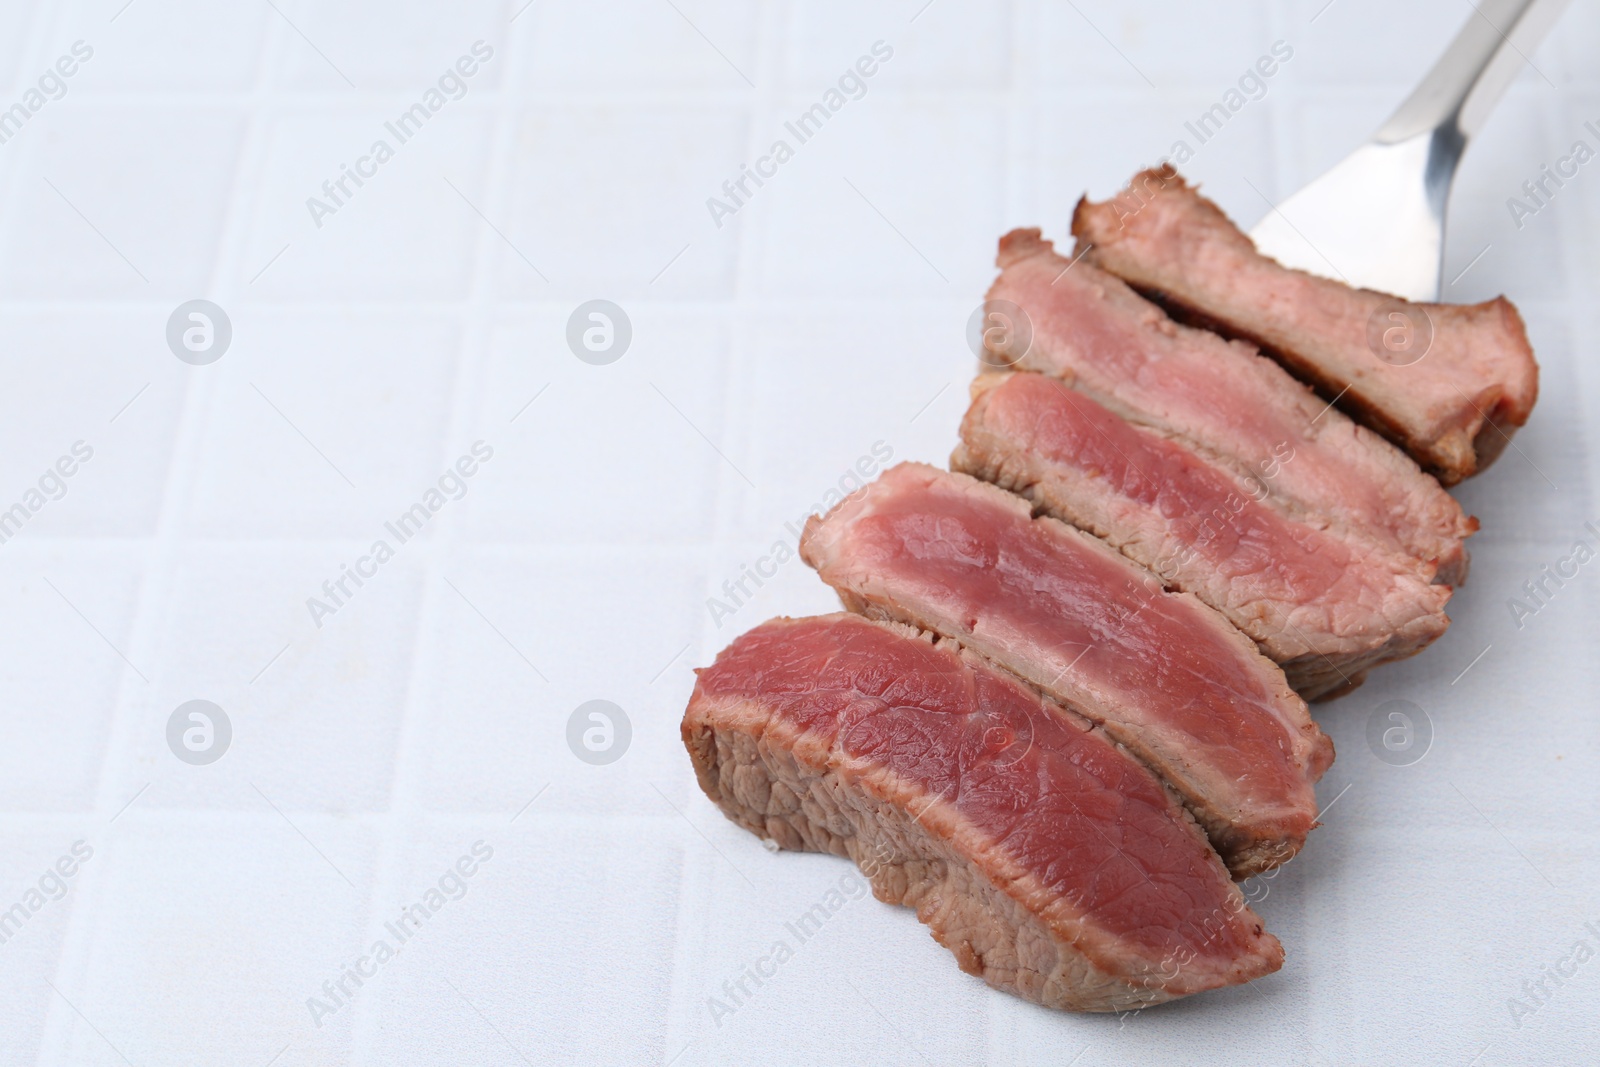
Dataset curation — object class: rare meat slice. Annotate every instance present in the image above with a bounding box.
[985,228,1475,585]
[683,613,1284,1012]
[953,372,1453,701]
[1072,168,1538,485]
[800,462,1331,878]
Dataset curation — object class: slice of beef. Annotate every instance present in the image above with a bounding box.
[985,227,1476,585]
[1072,168,1539,485]
[800,462,1331,878]
[953,371,1453,701]
[683,613,1285,1012]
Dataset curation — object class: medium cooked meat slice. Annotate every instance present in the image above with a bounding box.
[799,462,1331,878]
[683,613,1285,1012]
[953,371,1452,701]
[1072,168,1539,485]
[985,228,1475,586]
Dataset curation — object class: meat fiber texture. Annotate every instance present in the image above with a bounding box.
[983,228,1476,586]
[681,613,1285,1012]
[954,371,1453,701]
[799,462,1332,879]
[1073,168,1539,485]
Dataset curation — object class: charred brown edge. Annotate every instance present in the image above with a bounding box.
[681,711,1273,1009]
[1467,297,1539,474]
[1135,283,1459,473]
[681,614,1285,1001]
[1070,178,1461,482]
[1070,172,1539,486]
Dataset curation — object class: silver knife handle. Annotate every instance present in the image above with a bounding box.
[1375,0,1571,144]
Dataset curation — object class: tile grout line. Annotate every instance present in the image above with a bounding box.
[657,2,777,1059]
[34,5,292,1064]
[19,3,109,1057]
[4,2,1594,1063]
[341,7,534,1064]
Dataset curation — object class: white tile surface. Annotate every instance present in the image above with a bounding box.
[749,97,1008,298]
[0,553,141,812]
[783,0,1013,91]
[242,109,495,301]
[496,105,749,299]
[1034,2,1272,89]
[271,0,509,92]
[0,106,246,299]
[182,310,463,537]
[0,1,1596,1064]
[41,0,270,92]
[520,0,760,91]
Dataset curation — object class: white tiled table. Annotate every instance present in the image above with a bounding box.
[0,2,1595,1064]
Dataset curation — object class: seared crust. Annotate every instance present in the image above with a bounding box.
[1072,168,1539,484]
[682,614,1285,1012]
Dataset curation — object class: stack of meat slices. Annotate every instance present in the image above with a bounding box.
[1072,168,1538,485]
[681,168,1539,1012]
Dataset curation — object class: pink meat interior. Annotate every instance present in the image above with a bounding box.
[696,615,1261,966]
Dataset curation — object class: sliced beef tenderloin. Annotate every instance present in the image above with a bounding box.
[953,371,1453,701]
[683,613,1285,1012]
[983,228,1475,584]
[1072,168,1538,485]
[799,462,1331,879]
